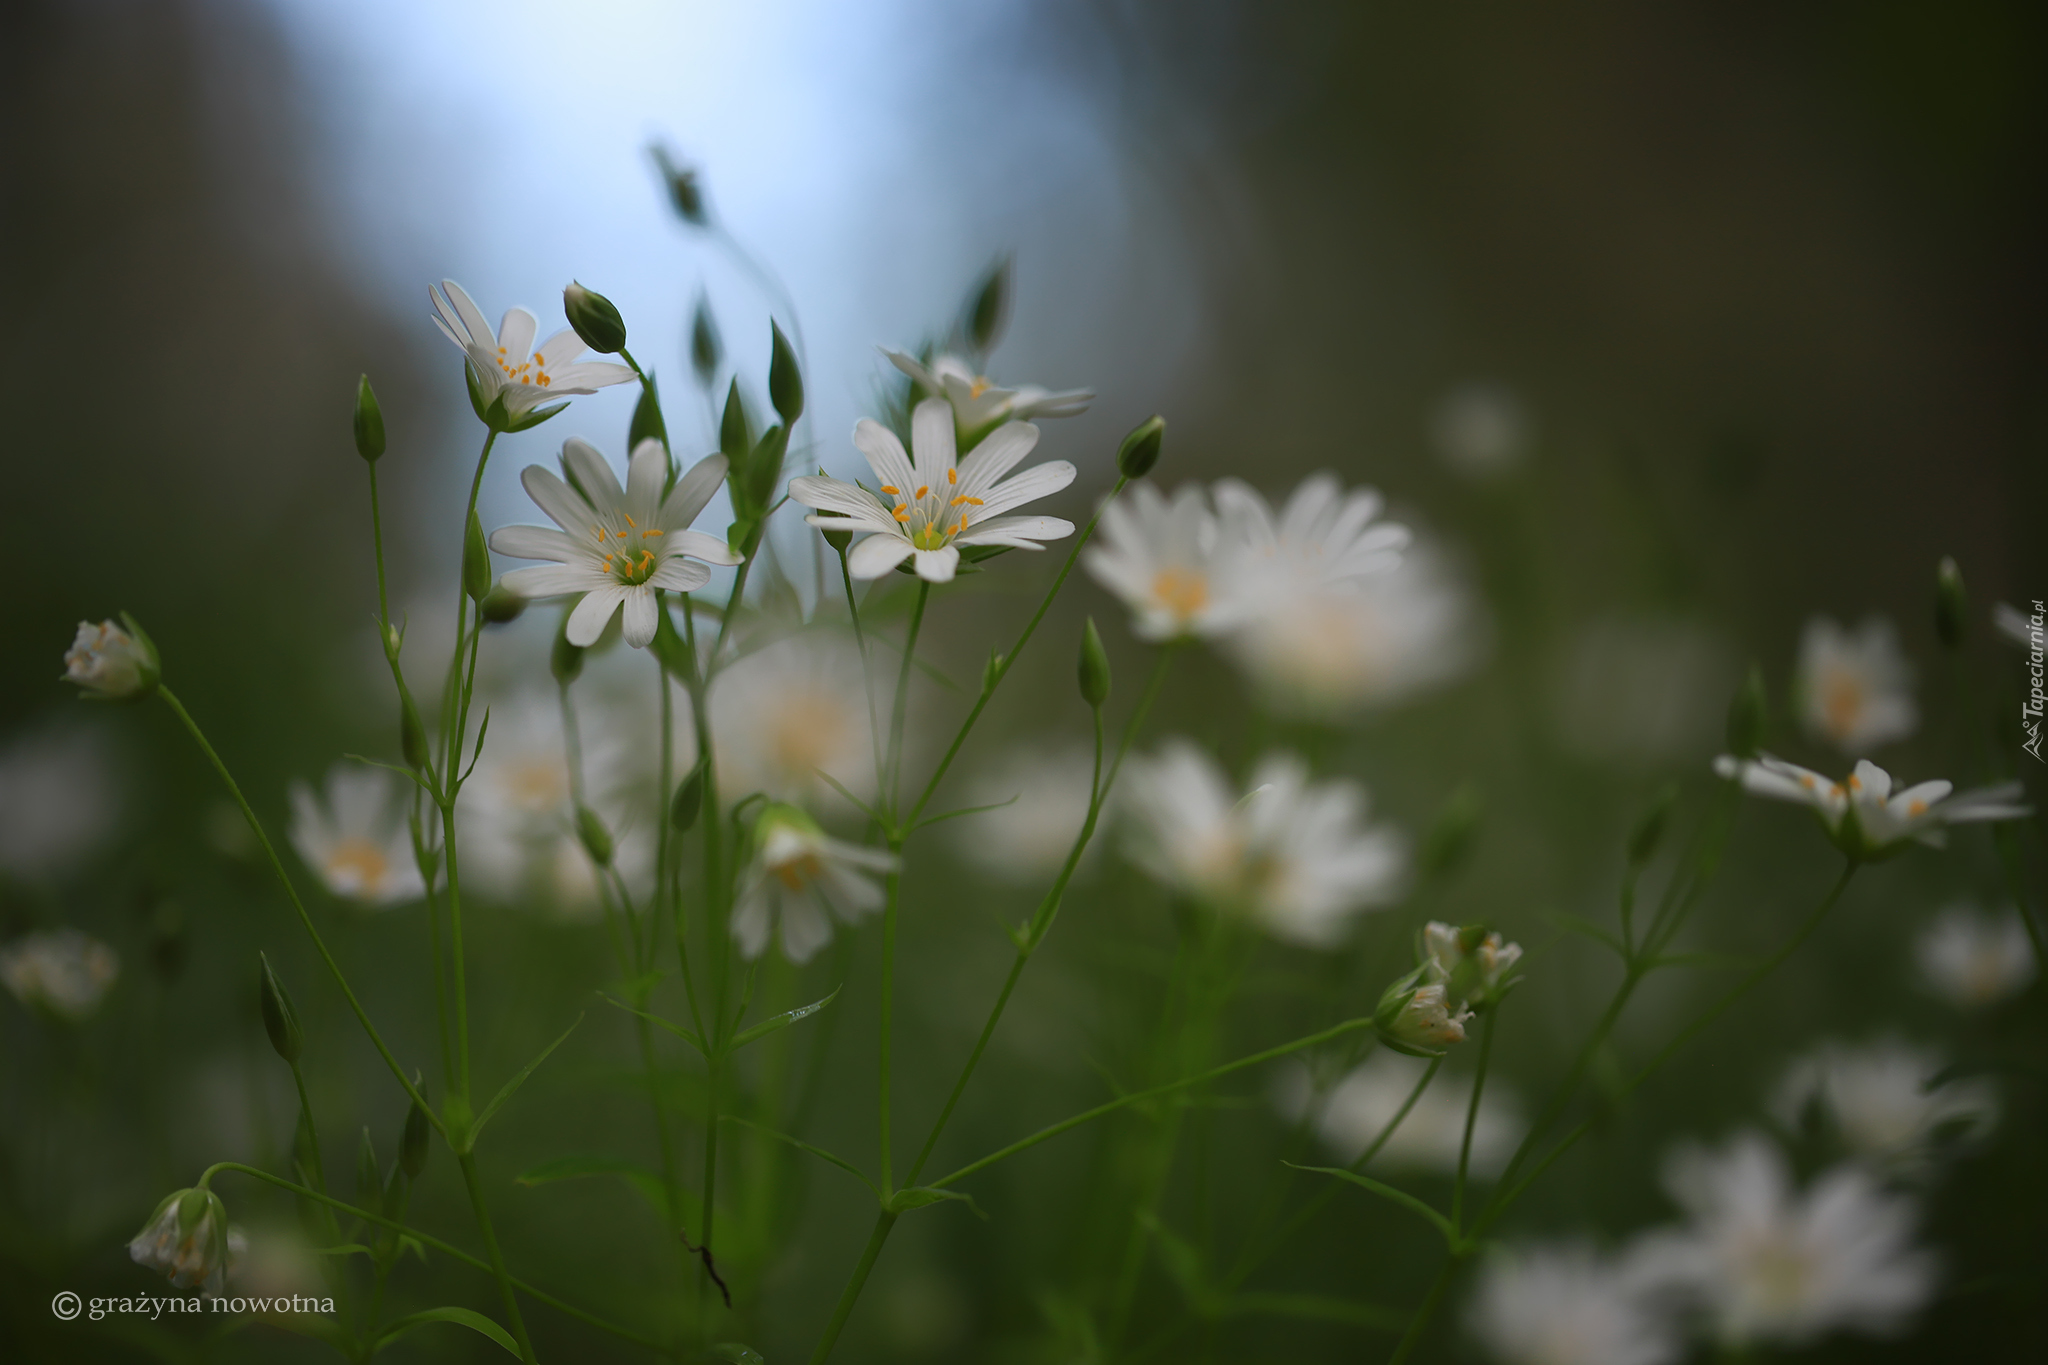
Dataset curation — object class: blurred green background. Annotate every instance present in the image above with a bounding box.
[2,0,2043,1360]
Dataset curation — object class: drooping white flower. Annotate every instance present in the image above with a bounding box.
[1120,741,1406,948]
[288,766,425,907]
[1277,1050,1521,1176]
[952,744,1098,882]
[790,399,1076,584]
[1374,972,1473,1052]
[429,279,634,419]
[1639,1132,1934,1347]
[1467,1241,1679,1365]
[1711,754,2028,859]
[1423,921,1524,1011]
[1431,382,1531,481]
[130,1187,234,1296]
[62,618,158,700]
[1795,616,1917,755]
[0,727,120,878]
[711,635,876,809]
[1915,902,2037,1010]
[731,805,897,963]
[1771,1038,1997,1172]
[884,348,1093,434]
[0,928,119,1022]
[492,438,742,648]
[1083,483,1239,641]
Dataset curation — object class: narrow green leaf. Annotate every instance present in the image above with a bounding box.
[721,1114,875,1194]
[373,1306,519,1357]
[601,994,707,1057]
[514,1154,683,1222]
[887,1185,986,1218]
[912,793,1021,833]
[712,1346,767,1365]
[1544,910,1628,959]
[469,1013,584,1147]
[1283,1162,1459,1248]
[732,985,842,1049]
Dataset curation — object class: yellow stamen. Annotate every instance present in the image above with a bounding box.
[1908,800,1928,817]
[1152,567,1210,619]
[915,485,930,499]
[892,506,910,523]
[881,485,899,496]
[946,468,957,484]
[642,528,663,538]
[969,377,990,398]
[623,512,636,528]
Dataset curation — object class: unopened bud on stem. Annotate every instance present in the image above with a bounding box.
[353,375,386,462]
[576,804,615,867]
[670,763,704,833]
[1935,556,1967,650]
[768,320,804,423]
[1628,783,1678,866]
[1116,415,1166,480]
[1078,618,1111,708]
[400,1078,430,1180]
[462,512,492,603]
[258,952,303,1063]
[563,282,628,355]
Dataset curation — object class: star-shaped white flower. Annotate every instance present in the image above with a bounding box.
[1712,753,2028,859]
[884,348,1092,433]
[1794,616,1916,755]
[1084,483,1241,641]
[731,806,898,963]
[288,766,424,907]
[1915,903,2036,1010]
[491,438,743,648]
[1213,473,1411,592]
[430,279,635,419]
[790,398,1076,584]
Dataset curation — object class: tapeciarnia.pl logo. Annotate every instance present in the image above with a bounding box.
[2021,598,2045,762]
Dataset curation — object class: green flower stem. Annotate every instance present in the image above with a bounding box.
[1385,1250,1465,1365]
[1451,1008,1497,1232]
[699,1051,722,1317]
[455,1150,538,1363]
[440,801,474,1104]
[884,583,931,817]
[874,583,931,1195]
[156,688,437,1133]
[366,460,393,646]
[411,812,456,1096]
[806,1210,898,1365]
[838,548,887,818]
[444,428,498,777]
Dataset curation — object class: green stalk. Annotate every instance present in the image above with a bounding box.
[838,548,888,818]
[456,1152,536,1364]
[874,584,930,1194]
[441,801,473,1103]
[885,583,931,817]
[1451,1009,1496,1231]
[806,1211,898,1365]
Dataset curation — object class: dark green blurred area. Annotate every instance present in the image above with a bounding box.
[3,1,2044,1361]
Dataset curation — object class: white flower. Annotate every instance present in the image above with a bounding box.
[129,1188,234,1296]
[0,727,120,878]
[1771,1038,1998,1172]
[1083,483,1239,641]
[1120,741,1406,948]
[1376,977,1472,1051]
[1467,1241,1679,1365]
[492,438,743,648]
[790,399,1076,584]
[429,279,634,418]
[0,928,118,1022]
[1795,616,1916,755]
[1431,382,1530,480]
[712,635,876,809]
[62,618,158,699]
[1279,1050,1521,1176]
[1711,754,2028,858]
[952,744,1097,882]
[1213,473,1411,592]
[884,348,1093,433]
[1916,902,2037,1009]
[1423,920,1524,1010]
[288,766,424,906]
[1640,1132,1934,1347]
[731,805,897,963]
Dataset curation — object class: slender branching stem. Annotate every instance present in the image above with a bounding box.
[455,1151,537,1364]
[1452,1009,1497,1231]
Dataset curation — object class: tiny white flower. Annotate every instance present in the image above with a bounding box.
[1795,616,1916,755]
[288,766,424,907]
[731,805,898,963]
[1915,902,2036,1010]
[0,928,119,1022]
[1638,1132,1934,1347]
[492,438,743,648]
[884,347,1093,434]
[1992,600,2041,650]
[0,727,120,878]
[1122,741,1406,948]
[790,399,1076,584]
[129,1188,234,1296]
[1711,754,2028,859]
[1467,1240,1680,1365]
[62,618,158,700]
[712,635,876,809]
[952,744,1098,883]
[429,279,634,419]
[1431,382,1531,480]
[1278,1050,1521,1176]
[1423,920,1524,1010]
[1083,483,1239,641]
[1376,976,1472,1052]
[1771,1038,1998,1172]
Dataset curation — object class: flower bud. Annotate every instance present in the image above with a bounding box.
[355,1128,382,1216]
[462,511,492,604]
[400,692,431,774]
[1935,556,1967,650]
[670,763,704,833]
[353,375,386,462]
[1078,617,1112,708]
[1373,966,1470,1056]
[1725,664,1767,760]
[479,582,526,625]
[129,1186,232,1295]
[1417,784,1481,881]
[822,524,853,553]
[63,615,160,701]
[720,378,751,465]
[982,650,1005,695]
[551,615,586,686]
[651,144,707,225]
[629,374,669,455]
[1116,415,1166,480]
[1628,783,1678,867]
[966,256,1011,354]
[258,952,303,1064]
[576,804,615,867]
[563,281,628,354]
[768,319,804,423]
[1421,921,1523,1013]
[382,622,403,665]
[401,1081,431,1180]
[690,293,722,389]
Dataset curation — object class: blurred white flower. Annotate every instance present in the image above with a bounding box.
[129,1188,233,1296]
[1991,600,2040,650]
[732,805,897,963]
[62,618,158,700]
[229,1225,321,1300]
[0,726,120,877]
[1916,903,2036,1009]
[884,347,1092,433]
[1712,754,2028,858]
[1795,616,1916,755]
[1277,1050,1519,1175]
[1084,483,1239,641]
[1551,616,1736,763]
[1212,473,1410,594]
[493,438,741,648]
[1431,382,1530,480]
[288,766,424,907]
[429,278,634,417]
[1121,741,1405,948]
[952,744,1096,882]
[1467,1241,1678,1365]
[0,928,119,1022]
[1423,921,1524,1011]
[1640,1132,1934,1347]
[791,400,1075,584]
[1771,1039,1997,1171]
[1220,540,1477,718]
[713,635,875,809]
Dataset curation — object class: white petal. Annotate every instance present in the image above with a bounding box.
[627,439,669,513]
[562,438,623,510]
[497,307,538,363]
[911,397,957,491]
[975,461,1076,519]
[882,347,936,391]
[853,418,917,496]
[789,475,886,520]
[566,586,628,645]
[502,564,608,597]
[530,326,589,369]
[438,280,494,348]
[490,524,583,562]
[955,420,1041,500]
[520,464,598,537]
[957,514,1074,547]
[846,533,914,579]
[659,453,729,527]
[621,587,659,647]
[546,360,637,390]
[667,528,744,566]
[649,558,712,592]
[913,546,960,583]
